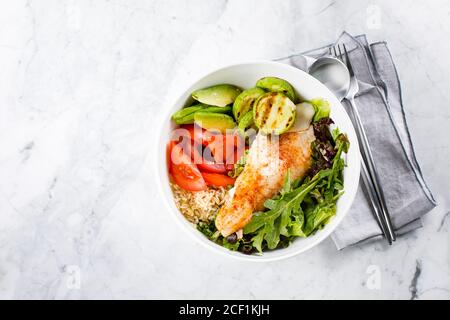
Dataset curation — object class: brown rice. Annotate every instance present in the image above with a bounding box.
[170,182,229,224]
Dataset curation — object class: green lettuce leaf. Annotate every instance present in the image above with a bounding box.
[310,98,331,122]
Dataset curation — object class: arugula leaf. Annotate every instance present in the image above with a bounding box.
[244,169,332,252]
[251,226,267,253]
[198,220,252,253]
[265,218,281,249]
[197,220,219,239]
[242,129,350,253]
[263,199,278,210]
[335,133,350,152]
[222,238,240,251]
[328,133,349,188]
[331,127,341,141]
[289,215,306,237]
[280,170,292,196]
[303,202,336,236]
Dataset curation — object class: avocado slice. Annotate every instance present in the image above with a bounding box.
[192,84,242,107]
[203,105,233,115]
[171,105,207,124]
[194,112,236,133]
[253,92,296,135]
[232,87,265,122]
[256,77,296,102]
[171,104,233,124]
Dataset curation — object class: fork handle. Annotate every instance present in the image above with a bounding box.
[360,158,392,244]
[347,97,397,243]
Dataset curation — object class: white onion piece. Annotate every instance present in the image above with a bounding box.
[288,102,316,132]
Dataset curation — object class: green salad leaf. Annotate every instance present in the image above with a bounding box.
[197,219,254,253]
[197,220,220,240]
[243,130,349,253]
[310,98,331,122]
[228,150,249,179]
[244,169,333,251]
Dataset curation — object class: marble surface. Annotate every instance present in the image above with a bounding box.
[0,0,449,299]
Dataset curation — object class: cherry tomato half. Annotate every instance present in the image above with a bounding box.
[170,143,207,191]
[207,133,245,165]
[201,172,236,187]
[179,124,215,146]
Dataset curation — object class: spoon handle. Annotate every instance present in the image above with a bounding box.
[347,97,397,243]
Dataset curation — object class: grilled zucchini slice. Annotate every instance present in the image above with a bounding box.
[256,77,296,102]
[232,87,265,122]
[253,92,296,135]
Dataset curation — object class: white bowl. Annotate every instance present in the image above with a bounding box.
[156,61,360,261]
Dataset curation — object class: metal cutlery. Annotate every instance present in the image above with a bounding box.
[309,44,396,244]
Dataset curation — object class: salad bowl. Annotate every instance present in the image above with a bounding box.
[156,61,360,261]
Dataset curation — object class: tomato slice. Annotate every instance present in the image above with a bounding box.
[207,133,245,165]
[166,140,177,174]
[190,143,227,173]
[201,172,235,187]
[207,139,224,164]
[169,126,246,188]
[180,124,215,146]
[197,162,227,173]
[170,144,207,191]
[228,143,247,165]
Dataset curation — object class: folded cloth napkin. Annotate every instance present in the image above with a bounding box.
[276,32,437,249]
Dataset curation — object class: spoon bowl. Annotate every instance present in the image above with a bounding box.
[308,56,350,100]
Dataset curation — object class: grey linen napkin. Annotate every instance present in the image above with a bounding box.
[276,32,436,249]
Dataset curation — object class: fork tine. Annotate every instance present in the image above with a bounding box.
[338,44,343,60]
[332,45,338,58]
[343,44,354,77]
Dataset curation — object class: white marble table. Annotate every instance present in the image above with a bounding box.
[0,0,449,299]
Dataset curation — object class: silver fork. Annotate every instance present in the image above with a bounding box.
[332,44,396,244]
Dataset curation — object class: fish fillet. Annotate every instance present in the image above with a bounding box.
[215,126,315,236]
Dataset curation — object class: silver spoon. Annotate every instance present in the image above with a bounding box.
[308,54,395,245]
[309,56,350,100]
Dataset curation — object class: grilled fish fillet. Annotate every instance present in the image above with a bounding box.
[215,126,316,236]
